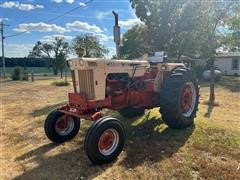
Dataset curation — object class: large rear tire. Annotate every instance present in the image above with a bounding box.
[84,117,125,165]
[159,68,199,129]
[44,110,80,143]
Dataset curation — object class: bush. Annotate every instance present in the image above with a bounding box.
[11,67,22,80]
[11,67,28,80]
[52,81,70,86]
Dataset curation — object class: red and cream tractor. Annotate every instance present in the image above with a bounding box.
[44,53,199,164]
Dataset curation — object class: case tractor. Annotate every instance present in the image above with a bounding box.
[44,55,199,164]
[44,11,199,164]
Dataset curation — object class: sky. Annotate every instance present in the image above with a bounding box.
[0,0,142,58]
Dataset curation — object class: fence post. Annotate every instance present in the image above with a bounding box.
[31,71,34,82]
[24,72,28,81]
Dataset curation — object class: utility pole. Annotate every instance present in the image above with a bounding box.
[112,11,120,59]
[1,21,9,78]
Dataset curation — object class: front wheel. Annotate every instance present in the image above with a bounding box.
[84,117,125,165]
[44,110,80,143]
[159,68,199,129]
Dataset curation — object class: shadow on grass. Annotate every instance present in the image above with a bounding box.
[16,109,194,179]
[204,104,214,118]
[203,101,220,118]
[114,111,194,168]
[31,101,67,117]
[217,76,240,92]
[15,143,60,162]
[14,143,108,180]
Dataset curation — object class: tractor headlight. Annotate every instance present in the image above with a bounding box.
[161,64,167,70]
[79,59,84,66]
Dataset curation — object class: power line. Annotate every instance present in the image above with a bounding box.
[5,0,94,38]
[1,21,10,78]
[46,0,93,23]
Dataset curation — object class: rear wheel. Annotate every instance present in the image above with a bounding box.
[118,106,145,118]
[84,117,125,164]
[159,68,199,129]
[44,110,80,143]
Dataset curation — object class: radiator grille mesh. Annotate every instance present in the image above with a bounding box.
[78,69,95,100]
[71,70,77,93]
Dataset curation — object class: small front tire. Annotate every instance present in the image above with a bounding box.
[44,110,80,143]
[84,117,125,165]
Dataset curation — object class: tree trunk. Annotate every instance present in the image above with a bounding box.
[53,68,58,75]
[209,57,215,104]
[64,71,67,82]
[60,70,63,78]
[177,54,182,62]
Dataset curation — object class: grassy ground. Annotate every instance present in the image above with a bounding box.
[1,76,240,180]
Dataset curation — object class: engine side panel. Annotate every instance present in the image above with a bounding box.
[68,58,150,100]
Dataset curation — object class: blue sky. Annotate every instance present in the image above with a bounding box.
[0,0,142,58]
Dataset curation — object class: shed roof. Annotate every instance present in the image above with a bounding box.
[216,52,240,58]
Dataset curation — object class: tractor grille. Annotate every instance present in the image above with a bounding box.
[77,69,95,100]
[71,70,77,93]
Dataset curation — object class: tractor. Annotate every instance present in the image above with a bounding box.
[44,53,199,164]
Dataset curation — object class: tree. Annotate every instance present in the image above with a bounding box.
[130,0,239,105]
[120,25,150,59]
[225,16,240,51]
[129,0,207,59]
[29,37,69,76]
[29,41,52,58]
[72,34,108,58]
[52,38,69,77]
[198,0,239,104]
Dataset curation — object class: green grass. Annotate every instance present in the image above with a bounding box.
[218,75,240,92]
[51,81,70,86]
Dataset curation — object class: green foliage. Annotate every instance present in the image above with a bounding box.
[120,25,150,59]
[72,34,109,58]
[129,0,239,104]
[51,81,70,86]
[11,67,28,81]
[129,0,239,59]
[1,57,51,67]
[29,37,69,75]
[129,0,209,58]
[11,67,22,80]
[55,52,68,78]
[225,16,240,51]
[28,41,53,58]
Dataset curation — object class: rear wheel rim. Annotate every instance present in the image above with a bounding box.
[55,116,75,136]
[98,128,119,156]
[180,82,196,117]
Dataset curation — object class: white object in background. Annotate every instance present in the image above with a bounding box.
[202,70,222,80]
[149,51,165,63]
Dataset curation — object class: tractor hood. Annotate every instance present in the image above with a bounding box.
[67,57,150,71]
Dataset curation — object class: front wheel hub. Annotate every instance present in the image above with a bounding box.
[98,128,119,156]
[55,116,75,136]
